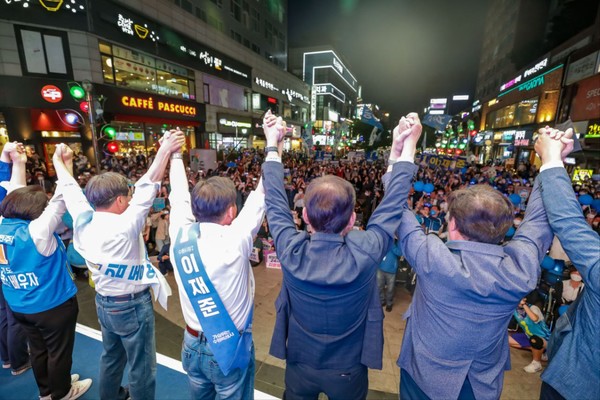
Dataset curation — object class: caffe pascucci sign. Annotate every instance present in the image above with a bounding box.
[254,77,309,103]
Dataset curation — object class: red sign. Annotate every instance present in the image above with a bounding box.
[41,85,63,103]
[570,74,600,122]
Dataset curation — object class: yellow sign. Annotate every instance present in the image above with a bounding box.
[39,0,63,11]
[121,96,197,117]
[134,25,149,39]
[572,168,593,183]
[586,122,600,138]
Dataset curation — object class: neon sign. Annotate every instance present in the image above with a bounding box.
[120,96,196,116]
[254,77,309,103]
[218,119,251,128]
[117,13,158,41]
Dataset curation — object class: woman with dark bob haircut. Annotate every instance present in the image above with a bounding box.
[0,145,92,400]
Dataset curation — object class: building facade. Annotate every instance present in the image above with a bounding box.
[0,0,309,171]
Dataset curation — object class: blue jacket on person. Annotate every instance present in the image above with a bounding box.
[396,175,553,400]
[0,219,76,314]
[264,160,417,370]
[539,167,600,400]
[379,241,401,274]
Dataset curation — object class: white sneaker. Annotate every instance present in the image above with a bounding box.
[523,360,542,373]
[59,379,92,400]
[71,374,79,384]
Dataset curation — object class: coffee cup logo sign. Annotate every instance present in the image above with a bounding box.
[121,96,196,117]
[117,13,159,42]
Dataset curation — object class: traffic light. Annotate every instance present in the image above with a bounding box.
[105,141,119,154]
[79,101,90,113]
[102,125,116,139]
[68,82,86,101]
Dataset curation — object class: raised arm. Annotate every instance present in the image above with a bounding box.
[53,143,93,224]
[0,142,26,195]
[124,130,185,233]
[261,111,299,250]
[168,133,196,240]
[27,145,71,256]
[535,128,599,292]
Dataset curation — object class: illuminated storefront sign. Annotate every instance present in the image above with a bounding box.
[313,84,345,102]
[121,95,197,116]
[500,57,549,92]
[586,120,600,138]
[218,118,251,128]
[41,85,63,103]
[91,0,251,86]
[513,129,533,146]
[254,77,309,103]
[499,64,563,97]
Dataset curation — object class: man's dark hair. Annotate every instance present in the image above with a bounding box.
[191,177,237,223]
[85,172,129,209]
[0,186,48,220]
[304,175,355,234]
[447,184,513,244]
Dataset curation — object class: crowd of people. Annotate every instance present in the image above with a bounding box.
[0,110,598,400]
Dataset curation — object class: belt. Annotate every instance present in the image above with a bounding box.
[186,325,207,342]
[100,288,150,301]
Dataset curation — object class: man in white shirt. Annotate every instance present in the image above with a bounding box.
[52,131,184,400]
[168,131,265,399]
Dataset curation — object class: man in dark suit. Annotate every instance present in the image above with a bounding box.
[534,127,599,400]
[261,110,421,400]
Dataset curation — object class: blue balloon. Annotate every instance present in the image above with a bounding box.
[423,183,435,194]
[505,226,516,238]
[67,243,86,267]
[541,255,555,270]
[591,199,600,211]
[509,193,521,205]
[413,181,424,192]
[558,305,569,316]
[579,194,593,206]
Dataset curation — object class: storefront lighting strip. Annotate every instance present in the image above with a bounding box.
[498,64,563,98]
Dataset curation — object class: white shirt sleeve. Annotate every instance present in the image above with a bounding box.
[539,161,564,172]
[58,175,94,226]
[168,158,196,242]
[122,176,160,235]
[29,185,67,257]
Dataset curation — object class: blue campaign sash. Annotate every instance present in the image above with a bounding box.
[173,223,253,376]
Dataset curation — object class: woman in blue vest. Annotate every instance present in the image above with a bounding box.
[0,146,92,400]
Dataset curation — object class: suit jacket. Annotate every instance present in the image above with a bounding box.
[263,160,417,370]
[539,167,600,400]
[397,178,553,400]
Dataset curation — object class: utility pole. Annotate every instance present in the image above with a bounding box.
[81,80,100,172]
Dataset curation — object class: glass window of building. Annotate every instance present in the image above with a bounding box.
[231,0,241,21]
[514,98,538,126]
[99,42,195,100]
[251,9,260,33]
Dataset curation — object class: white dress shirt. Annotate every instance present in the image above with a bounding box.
[59,175,160,296]
[169,159,265,332]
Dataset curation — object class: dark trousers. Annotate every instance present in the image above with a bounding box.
[400,368,476,400]
[0,284,29,369]
[284,362,368,400]
[539,382,567,400]
[12,296,79,399]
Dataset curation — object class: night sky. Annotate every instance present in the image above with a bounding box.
[288,0,491,122]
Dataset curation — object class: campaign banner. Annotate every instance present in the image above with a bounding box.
[264,251,281,270]
[422,114,452,131]
[419,153,468,170]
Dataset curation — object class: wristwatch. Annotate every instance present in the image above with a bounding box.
[265,146,279,154]
[170,153,183,160]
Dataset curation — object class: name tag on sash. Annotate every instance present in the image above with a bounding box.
[173,223,253,376]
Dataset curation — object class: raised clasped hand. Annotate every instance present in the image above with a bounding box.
[535,127,574,163]
[263,110,284,144]
[160,129,186,153]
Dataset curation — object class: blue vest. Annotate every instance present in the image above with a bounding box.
[0,218,76,314]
